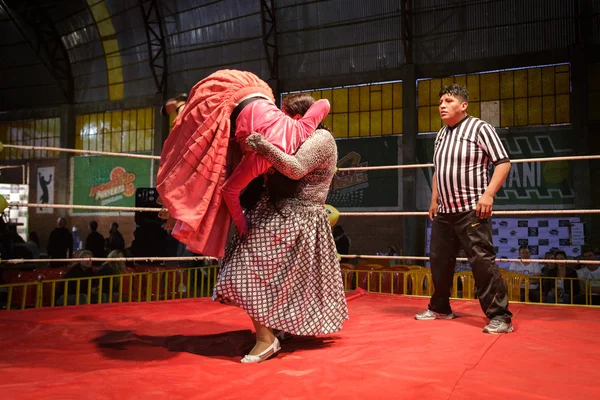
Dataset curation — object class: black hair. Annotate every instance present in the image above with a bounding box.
[438,84,469,103]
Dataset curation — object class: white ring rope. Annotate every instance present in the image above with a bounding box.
[339,210,600,216]
[8,203,161,212]
[6,202,600,216]
[338,255,600,265]
[1,255,597,265]
[2,144,597,268]
[338,155,600,171]
[3,144,599,171]
[3,144,159,160]
[1,256,216,265]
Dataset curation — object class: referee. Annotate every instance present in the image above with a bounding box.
[415,84,514,334]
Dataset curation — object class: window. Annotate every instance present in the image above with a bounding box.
[418,64,571,132]
[282,81,404,138]
[75,108,154,153]
[0,118,60,160]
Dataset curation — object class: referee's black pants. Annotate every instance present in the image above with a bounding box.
[428,210,512,323]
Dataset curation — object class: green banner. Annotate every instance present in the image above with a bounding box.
[327,136,399,208]
[416,129,577,207]
[72,156,152,213]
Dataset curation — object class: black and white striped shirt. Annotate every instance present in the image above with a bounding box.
[433,115,509,214]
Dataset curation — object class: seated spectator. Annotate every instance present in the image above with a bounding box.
[541,251,556,276]
[11,228,38,260]
[575,246,600,305]
[8,224,34,261]
[96,250,127,299]
[509,245,542,302]
[8,224,24,244]
[543,250,579,304]
[57,250,97,305]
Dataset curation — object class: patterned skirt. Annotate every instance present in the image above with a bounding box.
[213,197,348,336]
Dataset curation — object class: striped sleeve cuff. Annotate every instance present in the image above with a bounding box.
[493,157,510,166]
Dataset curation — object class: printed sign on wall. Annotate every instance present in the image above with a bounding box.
[37,166,55,214]
[72,156,152,214]
[327,136,399,208]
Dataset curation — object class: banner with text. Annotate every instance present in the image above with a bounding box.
[327,136,399,209]
[72,156,152,214]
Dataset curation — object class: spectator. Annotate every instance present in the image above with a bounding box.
[20,231,41,259]
[7,224,24,244]
[47,217,73,262]
[85,221,105,259]
[541,251,556,276]
[575,246,600,305]
[72,225,82,251]
[9,226,36,259]
[28,231,40,248]
[543,250,579,304]
[57,250,96,305]
[106,222,125,252]
[96,250,127,299]
[508,245,542,302]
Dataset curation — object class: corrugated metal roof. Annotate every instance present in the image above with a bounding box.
[164,0,266,89]
[413,0,577,64]
[0,0,594,109]
[278,0,403,83]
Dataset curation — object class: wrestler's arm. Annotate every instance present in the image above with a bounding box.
[246,130,335,180]
[221,152,270,235]
[288,99,330,141]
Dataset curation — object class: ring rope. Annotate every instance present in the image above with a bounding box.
[2,145,597,267]
[3,144,599,171]
[339,210,600,216]
[5,202,600,216]
[1,256,216,265]
[8,203,161,213]
[339,155,600,171]
[1,255,597,265]
[338,255,599,265]
[3,144,159,160]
